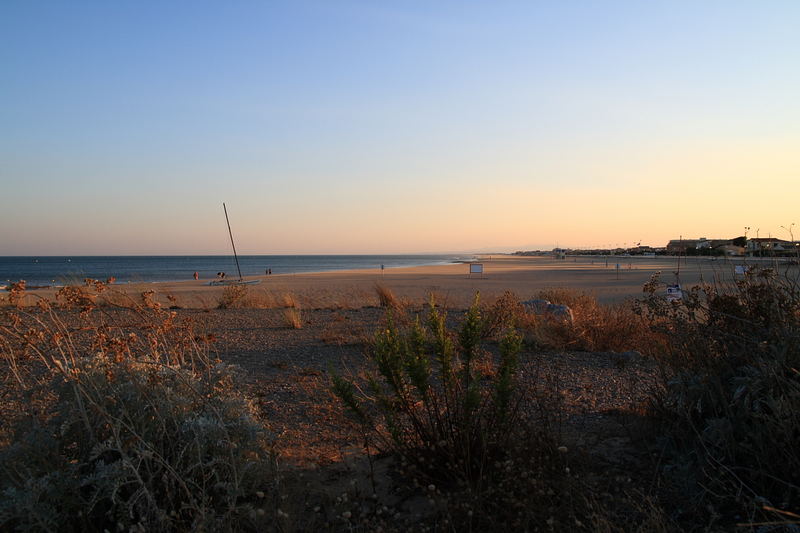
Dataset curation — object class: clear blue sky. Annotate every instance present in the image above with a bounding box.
[2,1,798,254]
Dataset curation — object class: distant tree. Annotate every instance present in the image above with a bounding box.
[732,236,747,247]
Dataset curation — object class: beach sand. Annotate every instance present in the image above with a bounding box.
[11,254,768,309]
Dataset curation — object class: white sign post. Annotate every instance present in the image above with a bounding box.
[666,284,683,302]
[469,263,484,278]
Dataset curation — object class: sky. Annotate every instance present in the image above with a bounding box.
[1,1,799,255]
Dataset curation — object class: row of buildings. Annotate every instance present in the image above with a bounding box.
[665,237,798,257]
[515,237,798,258]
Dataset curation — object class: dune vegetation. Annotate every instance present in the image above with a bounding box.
[1,269,798,531]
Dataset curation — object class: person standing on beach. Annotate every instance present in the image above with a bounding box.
[193,271,199,280]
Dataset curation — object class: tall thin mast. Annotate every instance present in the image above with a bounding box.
[223,202,243,281]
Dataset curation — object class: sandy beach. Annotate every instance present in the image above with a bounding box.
[11,253,784,309]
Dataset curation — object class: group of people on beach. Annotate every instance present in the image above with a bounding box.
[192,269,272,280]
[191,271,219,280]
[191,271,226,280]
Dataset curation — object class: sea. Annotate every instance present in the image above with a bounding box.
[0,255,471,287]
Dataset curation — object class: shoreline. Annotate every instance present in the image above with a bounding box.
[0,255,472,288]
[7,253,794,309]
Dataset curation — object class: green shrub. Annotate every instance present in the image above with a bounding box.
[642,269,800,519]
[333,294,556,489]
[0,358,275,532]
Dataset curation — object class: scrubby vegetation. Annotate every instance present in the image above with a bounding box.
[0,282,276,532]
[333,295,585,529]
[374,283,401,309]
[1,271,798,531]
[217,284,250,309]
[0,360,274,532]
[640,269,800,526]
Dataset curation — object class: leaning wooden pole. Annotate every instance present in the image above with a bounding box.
[223,202,243,281]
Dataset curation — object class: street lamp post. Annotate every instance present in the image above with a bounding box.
[781,223,797,259]
[756,228,761,257]
[744,226,750,257]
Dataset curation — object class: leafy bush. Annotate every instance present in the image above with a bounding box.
[333,295,556,489]
[642,269,800,519]
[0,358,274,532]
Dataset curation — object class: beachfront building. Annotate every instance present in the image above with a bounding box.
[667,238,701,253]
[746,238,796,256]
[665,237,738,255]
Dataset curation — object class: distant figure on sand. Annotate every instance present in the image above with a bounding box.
[268,268,272,275]
[193,271,199,280]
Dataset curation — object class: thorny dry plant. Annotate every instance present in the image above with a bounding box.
[0,280,278,532]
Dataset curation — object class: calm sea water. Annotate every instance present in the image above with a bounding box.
[0,255,469,286]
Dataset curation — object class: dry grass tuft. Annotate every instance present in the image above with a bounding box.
[279,292,299,309]
[96,288,138,308]
[217,284,249,309]
[374,282,400,309]
[237,288,276,309]
[283,307,303,329]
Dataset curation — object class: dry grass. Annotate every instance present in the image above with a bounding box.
[0,281,277,531]
[374,282,400,309]
[586,492,679,532]
[521,288,664,353]
[7,281,28,308]
[479,289,663,354]
[238,288,277,309]
[3,274,796,531]
[283,307,303,329]
[96,288,139,308]
[217,284,249,309]
[279,292,299,309]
